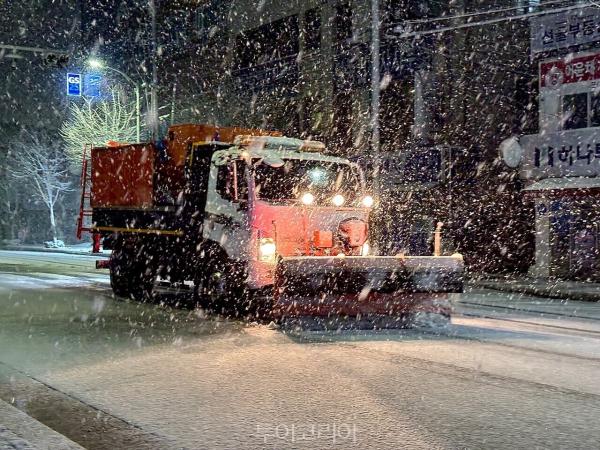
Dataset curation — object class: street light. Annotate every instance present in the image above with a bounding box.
[86,58,141,143]
[371,0,380,197]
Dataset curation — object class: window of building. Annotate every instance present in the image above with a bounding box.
[591,92,600,128]
[562,93,588,130]
[335,2,352,43]
[383,0,432,25]
[302,96,318,135]
[331,91,353,151]
[234,15,299,70]
[304,8,321,51]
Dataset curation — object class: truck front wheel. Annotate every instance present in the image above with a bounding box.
[194,254,247,317]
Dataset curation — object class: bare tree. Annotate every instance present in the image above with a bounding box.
[10,132,72,244]
[60,89,138,165]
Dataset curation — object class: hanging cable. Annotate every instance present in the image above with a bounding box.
[389,3,597,39]
[401,0,575,25]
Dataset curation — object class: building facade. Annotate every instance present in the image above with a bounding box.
[521,6,600,280]
[0,0,532,271]
[190,0,537,272]
[71,0,538,272]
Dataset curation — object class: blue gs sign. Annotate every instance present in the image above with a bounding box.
[67,73,82,96]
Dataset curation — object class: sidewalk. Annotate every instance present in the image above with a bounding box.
[469,276,600,302]
[0,244,110,258]
[0,399,83,450]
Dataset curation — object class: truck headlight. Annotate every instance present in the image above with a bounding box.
[258,238,277,262]
[332,194,345,206]
[301,192,314,205]
[361,195,374,208]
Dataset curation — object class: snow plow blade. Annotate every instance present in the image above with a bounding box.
[273,256,464,328]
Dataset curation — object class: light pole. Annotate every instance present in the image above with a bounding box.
[87,58,141,143]
[371,0,381,197]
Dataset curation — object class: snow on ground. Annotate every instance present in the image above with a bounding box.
[64,242,112,255]
[0,272,108,291]
[2,253,600,448]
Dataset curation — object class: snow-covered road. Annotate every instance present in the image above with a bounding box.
[1,250,599,449]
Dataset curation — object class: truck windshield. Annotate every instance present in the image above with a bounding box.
[254,159,361,203]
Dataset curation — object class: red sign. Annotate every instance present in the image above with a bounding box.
[540,53,600,88]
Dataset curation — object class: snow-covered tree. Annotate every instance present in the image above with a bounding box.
[60,89,137,165]
[9,132,72,244]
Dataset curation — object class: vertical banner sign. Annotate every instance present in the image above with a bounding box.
[66,73,82,96]
[84,73,102,98]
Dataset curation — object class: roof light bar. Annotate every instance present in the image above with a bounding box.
[234,135,326,152]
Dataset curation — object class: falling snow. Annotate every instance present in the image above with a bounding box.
[1,1,600,448]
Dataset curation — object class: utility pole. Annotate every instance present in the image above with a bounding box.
[170,82,177,125]
[149,0,159,140]
[135,84,141,142]
[371,0,381,196]
[370,0,384,254]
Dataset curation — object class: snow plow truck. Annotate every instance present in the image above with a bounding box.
[78,124,464,328]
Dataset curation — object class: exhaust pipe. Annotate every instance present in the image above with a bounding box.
[433,222,443,257]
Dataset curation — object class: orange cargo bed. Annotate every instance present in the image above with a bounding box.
[91,143,156,209]
[90,124,281,210]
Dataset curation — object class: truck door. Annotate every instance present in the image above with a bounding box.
[204,157,250,260]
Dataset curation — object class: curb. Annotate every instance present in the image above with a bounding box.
[0,399,84,450]
[471,281,600,303]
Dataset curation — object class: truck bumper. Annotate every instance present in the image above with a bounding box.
[272,256,463,319]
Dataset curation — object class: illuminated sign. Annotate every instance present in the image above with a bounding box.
[67,73,81,96]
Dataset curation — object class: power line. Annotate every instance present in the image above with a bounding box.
[391,3,596,39]
[402,0,574,25]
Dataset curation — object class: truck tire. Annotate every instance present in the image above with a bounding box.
[194,259,231,314]
[129,266,155,302]
[194,251,247,317]
[110,243,133,298]
[110,238,155,301]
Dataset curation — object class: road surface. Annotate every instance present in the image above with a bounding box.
[0,250,599,449]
